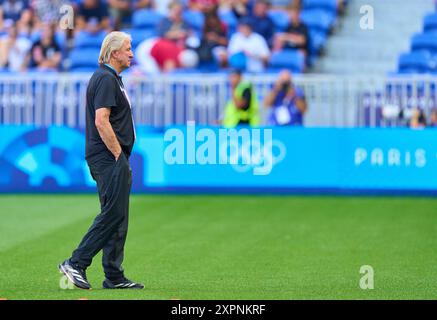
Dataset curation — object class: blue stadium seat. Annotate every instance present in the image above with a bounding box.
[74,31,107,49]
[218,10,238,35]
[132,9,164,29]
[300,9,335,33]
[423,12,437,32]
[411,33,437,54]
[308,29,327,55]
[268,10,290,32]
[123,28,157,49]
[302,0,338,13]
[398,51,431,74]
[269,49,305,73]
[183,10,205,31]
[69,48,100,70]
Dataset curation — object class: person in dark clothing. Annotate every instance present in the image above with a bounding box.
[250,0,274,47]
[59,31,144,291]
[273,3,309,60]
[264,69,307,126]
[197,6,228,66]
[230,0,252,19]
[152,0,195,72]
[0,0,33,35]
[223,69,260,128]
[27,23,61,70]
[76,0,111,34]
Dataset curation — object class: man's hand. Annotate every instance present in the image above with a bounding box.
[95,108,123,160]
[114,151,122,161]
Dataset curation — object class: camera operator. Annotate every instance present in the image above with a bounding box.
[264,69,307,126]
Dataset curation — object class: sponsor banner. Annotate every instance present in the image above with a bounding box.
[0,125,436,193]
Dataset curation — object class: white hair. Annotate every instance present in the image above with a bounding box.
[98,31,132,64]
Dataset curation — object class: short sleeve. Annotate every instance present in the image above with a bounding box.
[93,75,117,110]
[256,35,270,57]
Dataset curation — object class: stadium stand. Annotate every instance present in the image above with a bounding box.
[0,0,348,74]
[398,51,432,74]
[397,4,437,74]
[268,49,305,73]
[315,0,433,74]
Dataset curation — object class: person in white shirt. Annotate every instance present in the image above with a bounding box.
[0,23,31,72]
[227,17,270,73]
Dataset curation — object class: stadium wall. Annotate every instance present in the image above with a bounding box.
[0,125,436,195]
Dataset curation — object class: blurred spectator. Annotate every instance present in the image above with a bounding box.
[32,0,66,25]
[157,0,191,48]
[430,108,437,127]
[250,0,274,46]
[337,0,346,15]
[107,0,156,30]
[223,68,260,127]
[273,3,309,61]
[155,0,172,15]
[107,0,130,30]
[219,0,252,19]
[0,0,30,23]
[134,37,160,74]
[410,108,427,129]
[189,0,219,12]
[0,22,31,71]
[227,17,270,73]
[269,0,300,9]
[26,22,61,70]
[264,69,307,126]
[197,6,228,66]
[0,0,33,34]
[76,0,111,34]
[135,0,155,9]
[152,0,199,72]
[149,38,183,72]
[136,36,199,74]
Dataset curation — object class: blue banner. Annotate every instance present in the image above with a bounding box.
[0,125,436,194]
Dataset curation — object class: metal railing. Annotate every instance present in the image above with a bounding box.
[1,72,437,128]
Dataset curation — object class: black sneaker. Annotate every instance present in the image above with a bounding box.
[58,260,91,290]
[103,277,144,289]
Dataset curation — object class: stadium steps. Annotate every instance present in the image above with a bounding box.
[311,0,435,74]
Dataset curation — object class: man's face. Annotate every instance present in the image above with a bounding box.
[230,73,241,88]
[279,70,292,84]
[170,4,183,19]
[41,24,53,41]
[114,40,134,70]
[288,9,300,23]
[254,2,268,17]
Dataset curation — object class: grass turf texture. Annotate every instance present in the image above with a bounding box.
[0,195,436,300]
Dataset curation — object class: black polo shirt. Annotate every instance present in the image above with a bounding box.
[85,64,135,162]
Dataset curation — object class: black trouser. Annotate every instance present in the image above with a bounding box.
[70,152,132,281]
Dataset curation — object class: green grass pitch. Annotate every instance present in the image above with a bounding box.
[0,194,436,300]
